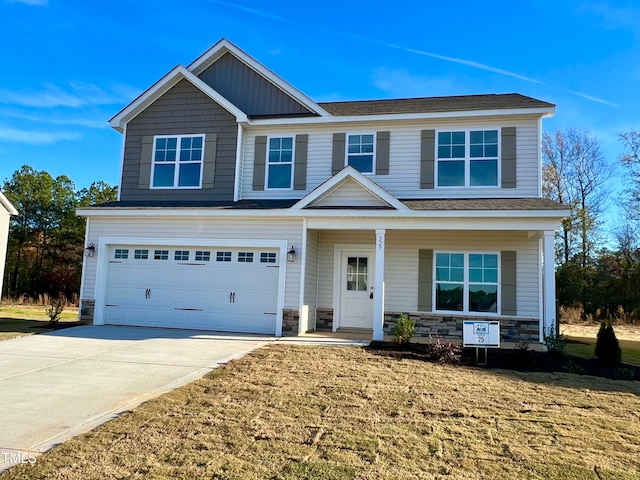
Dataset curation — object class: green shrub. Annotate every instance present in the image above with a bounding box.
[392,314,415,345]
[595,321,622,367]
[543,327,566,355]
[615,367,635,381]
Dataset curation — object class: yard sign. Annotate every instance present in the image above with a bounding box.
[463,321,500,348]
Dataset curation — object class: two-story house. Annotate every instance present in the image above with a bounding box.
[77,39,568,345]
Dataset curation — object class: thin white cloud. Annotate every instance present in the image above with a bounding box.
[568,90,620,108]
[0,82,139,108]
[3,110,108,129]
[207,0,285,21]
[371,67,461,98]
[8,0,48,5]
[0,127,80,144]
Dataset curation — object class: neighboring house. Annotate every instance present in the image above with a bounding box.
[77,39,568,344]
[0,190,18,300]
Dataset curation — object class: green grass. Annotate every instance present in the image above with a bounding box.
[0,305,79,340]
[3,344,640,480]
[565,335,640,366]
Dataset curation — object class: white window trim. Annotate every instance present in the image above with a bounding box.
[265,135,295,190]
[434,128,501,188]
[150,134,206,190]
[432,250,501,316]
[345,132,376,174]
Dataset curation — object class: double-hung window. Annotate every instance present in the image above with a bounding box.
[346,133,375,173]
[267,137,293,189]
[436,129,498,187]
[152,134,205,188]
[434,252,499,314]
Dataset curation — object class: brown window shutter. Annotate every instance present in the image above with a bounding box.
[253,135,267,191]
[501,127,517,188]
[501,251,517,315]
[139,136,153,189]
[420,130,435,189]
[418,249,433,311]
[294,134,308,190]
[202,134,217,189]
[376,131,390,175]
[332,133,346,175]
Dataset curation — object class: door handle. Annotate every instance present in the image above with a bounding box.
[148,289,151,299]
[232,292,236,303]
[229,292,233,303]
[145,288,150,299]
[370,292,373,299]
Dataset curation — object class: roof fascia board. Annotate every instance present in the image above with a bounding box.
[0,191,18,215]
[188,39,330,117]
[109,66,248,132]
[291,166,408,211]
[76,207,569,220]
[247,107,555,127]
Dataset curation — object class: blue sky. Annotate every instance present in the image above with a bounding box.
[0,0,637,213]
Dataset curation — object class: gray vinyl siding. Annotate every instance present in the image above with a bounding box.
[198,52,315,117]
[120,79,237,202]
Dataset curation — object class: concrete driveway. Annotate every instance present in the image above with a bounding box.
[0,326,272,469]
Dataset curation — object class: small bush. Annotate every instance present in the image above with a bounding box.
[425,337,462,364]
[543,327,566,356]
[46,298,66,324]
[510,342,532,368]
[565,359,585,375]
[392,314,415,345]
[595,321,622,367]
[615,367,635,381]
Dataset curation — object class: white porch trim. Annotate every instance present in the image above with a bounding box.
[542,231,556,341]
[373,229,386,341]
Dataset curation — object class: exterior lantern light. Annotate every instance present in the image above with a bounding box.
[286,246,296,263]
[85,242,96,257]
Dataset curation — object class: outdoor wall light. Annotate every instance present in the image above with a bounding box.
[85,242,96,257]
[287,246,296,263]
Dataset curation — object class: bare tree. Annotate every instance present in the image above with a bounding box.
[619,129,640,220]
[542,129,612,267]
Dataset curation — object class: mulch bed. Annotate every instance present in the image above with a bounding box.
[367,341,640,381]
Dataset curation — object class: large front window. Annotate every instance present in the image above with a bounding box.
[152,135,204,188]
[347,133,375,173]
[437,130,498,187]
[267,137,293,189]
[435,252,499,314]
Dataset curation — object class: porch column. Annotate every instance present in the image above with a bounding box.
[373,229,385,341]
[542,230,556,340]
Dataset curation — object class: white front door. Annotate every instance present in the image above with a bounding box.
[338,250,374,329]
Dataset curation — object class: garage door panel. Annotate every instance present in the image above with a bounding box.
[104,246,280,334]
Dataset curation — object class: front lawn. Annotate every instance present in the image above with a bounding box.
[0,305,79,341]
[3,344,639,479]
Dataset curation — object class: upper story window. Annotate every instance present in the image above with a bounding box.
[436,130,498,187]
[152,135,205,189]
[267,137,293,189]
[347,133,375,173]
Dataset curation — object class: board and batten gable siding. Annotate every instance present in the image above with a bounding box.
[312,230,539,318]
[198,52,315,117]
[119,79,237,202]
[82,217,304,309]
[239,115,541,200]
[0,208,10,297]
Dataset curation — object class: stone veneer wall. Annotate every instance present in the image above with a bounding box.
[315,308,333,331]
[384,312,540,344]
[282,309,300,336]
[80,299,95,324]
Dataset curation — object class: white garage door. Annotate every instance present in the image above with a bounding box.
[103,246,279,334]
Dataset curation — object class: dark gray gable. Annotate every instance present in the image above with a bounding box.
[198,52,317,118]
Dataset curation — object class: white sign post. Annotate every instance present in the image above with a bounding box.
[463,321,500,365]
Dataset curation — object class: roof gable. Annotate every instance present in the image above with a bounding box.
[188,39,328,118]
[0,191,17,215]
[292,167,407,211]
[109,66,248,132]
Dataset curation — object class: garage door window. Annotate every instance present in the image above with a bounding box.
[260,252,277,263]
[238,252,254,263]
[216,251,231,262]
[175,250,189,261]
[114,249,129,259]
[195,251,211,262]
[134,249,149,260]
[154,250,169,260]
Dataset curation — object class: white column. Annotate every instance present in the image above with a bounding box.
[542,231,556,340]
[373,229,386,341]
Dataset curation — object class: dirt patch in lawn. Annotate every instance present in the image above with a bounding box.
[3,344,640,480]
